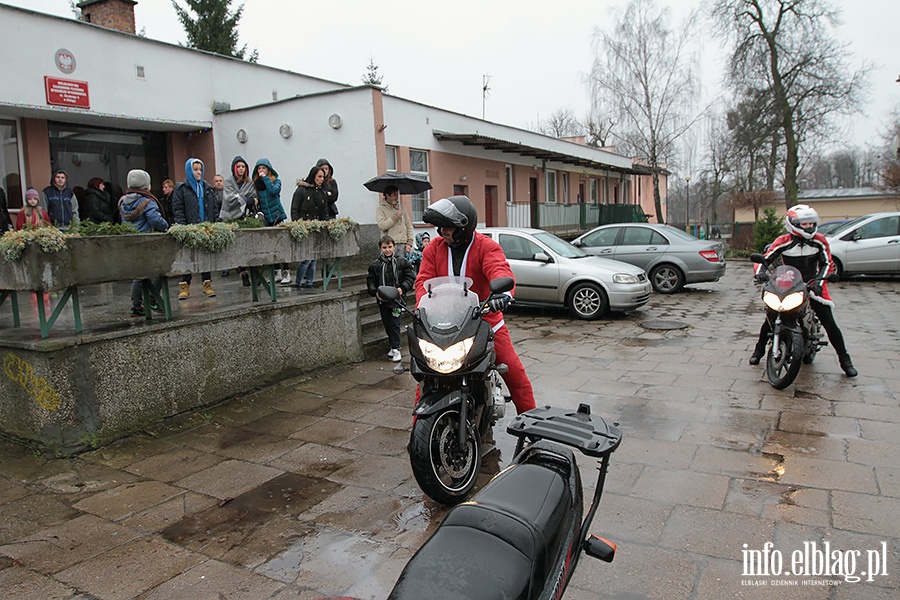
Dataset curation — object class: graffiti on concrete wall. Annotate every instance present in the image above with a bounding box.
[3,353,61,411]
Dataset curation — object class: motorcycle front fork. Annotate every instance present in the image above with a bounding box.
[769,316,783,361]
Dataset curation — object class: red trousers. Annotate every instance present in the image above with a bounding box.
[492,324,536,414]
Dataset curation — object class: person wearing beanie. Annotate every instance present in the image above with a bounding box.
[172,158,219,299]
[41,169,79,230]
[119,169,168,317]
[16,188,51,230]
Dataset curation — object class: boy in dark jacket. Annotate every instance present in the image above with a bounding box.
[367,235,415,362]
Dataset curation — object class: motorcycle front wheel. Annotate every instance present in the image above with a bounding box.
[766,330,804,390]
[409,408,481,505]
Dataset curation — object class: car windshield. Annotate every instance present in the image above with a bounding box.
[661,226,700,242]
[532,231,588,258]
[417,276,479,329]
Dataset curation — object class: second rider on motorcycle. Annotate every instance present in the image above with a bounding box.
[416,195,538,414]
[750,204,857,377]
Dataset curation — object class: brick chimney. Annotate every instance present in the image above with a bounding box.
[77,0,138,34]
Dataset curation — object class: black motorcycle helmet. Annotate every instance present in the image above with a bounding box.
[423,196,478,245]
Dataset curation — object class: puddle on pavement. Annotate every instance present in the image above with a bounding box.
[258,526,395,595]
[161,473,341,548]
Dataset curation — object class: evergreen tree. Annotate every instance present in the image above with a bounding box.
[172,0,257,62]
[362,59,388,92]
[753,207,783,252]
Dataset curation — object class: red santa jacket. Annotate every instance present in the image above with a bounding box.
[414,231,515,328]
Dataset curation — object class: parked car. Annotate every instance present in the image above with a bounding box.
[571,223,726,293]
[825,211,900,278]
[479,227,652,320]
[817,219,852,236]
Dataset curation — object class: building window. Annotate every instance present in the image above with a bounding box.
[410,149,429,221]
[545,170,557,204]
[590,179,599,204]
[386,146,397,172]
[505,165,513,204]
[562,173,569,204]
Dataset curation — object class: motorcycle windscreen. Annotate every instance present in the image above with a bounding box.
[771,265,804,292]
[418,276,479,331]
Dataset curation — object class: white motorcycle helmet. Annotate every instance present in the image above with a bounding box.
[785,204,819,240]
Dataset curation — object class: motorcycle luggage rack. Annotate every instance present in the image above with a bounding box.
[508,404,622,458]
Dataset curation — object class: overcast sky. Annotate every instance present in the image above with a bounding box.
[8,0,900,154]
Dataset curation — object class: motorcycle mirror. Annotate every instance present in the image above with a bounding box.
[827,273,839,283]
[489,277,515,294]
[749,253,765,264]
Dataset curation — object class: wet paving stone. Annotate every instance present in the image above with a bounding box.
[1,267,898,597]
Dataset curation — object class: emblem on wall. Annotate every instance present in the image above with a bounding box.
[55,49,76,74]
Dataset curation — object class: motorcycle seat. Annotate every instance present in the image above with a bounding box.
[388,458,573,600]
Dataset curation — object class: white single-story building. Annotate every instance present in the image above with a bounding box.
[0,0,666,231]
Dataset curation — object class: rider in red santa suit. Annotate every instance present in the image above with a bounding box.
[415,195,537,414]
[751,204,857,377]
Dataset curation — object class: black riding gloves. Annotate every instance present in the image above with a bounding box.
[488,295,512,313]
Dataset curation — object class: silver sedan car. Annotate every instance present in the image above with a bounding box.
[571,223,726,293]
[480,227,652,320]
[826,211,900,277]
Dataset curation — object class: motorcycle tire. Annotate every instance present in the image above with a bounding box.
[409,408,481,505]
[766,330,804,390]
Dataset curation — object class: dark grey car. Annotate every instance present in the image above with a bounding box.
[572,223,726,293]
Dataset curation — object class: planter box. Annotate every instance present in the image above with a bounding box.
[0,227,359,292]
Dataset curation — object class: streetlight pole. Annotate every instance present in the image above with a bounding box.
[685,176,691,234]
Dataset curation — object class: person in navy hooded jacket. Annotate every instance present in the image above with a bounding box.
[172,157,220,299]
[41,169,79,230]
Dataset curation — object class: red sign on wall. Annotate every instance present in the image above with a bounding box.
[44,76,90,109]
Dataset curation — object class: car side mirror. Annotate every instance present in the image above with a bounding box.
[851,233,861,241]
[571,240,582,247]
[533,252,552,263]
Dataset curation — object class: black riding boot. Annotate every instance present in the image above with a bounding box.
[839,354,858,377]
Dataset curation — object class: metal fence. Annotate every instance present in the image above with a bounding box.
[504,202,649,236]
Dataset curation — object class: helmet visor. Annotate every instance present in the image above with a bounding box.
[423,198,469,229]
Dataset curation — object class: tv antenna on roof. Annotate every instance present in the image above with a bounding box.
[482,74,492,120]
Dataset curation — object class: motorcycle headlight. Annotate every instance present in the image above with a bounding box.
[612,273,639,284]
[763,291,804,312]
[418,338,474,373]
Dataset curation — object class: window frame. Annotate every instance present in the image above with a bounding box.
[385,146,398,172]
[545,170,557,204]
[409,148,430,222]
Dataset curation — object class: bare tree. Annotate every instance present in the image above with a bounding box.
[588,0,702,224]
[536,108,583,138]
[876,104,900,193]
[710,0,868,208]
[732,189,778,221]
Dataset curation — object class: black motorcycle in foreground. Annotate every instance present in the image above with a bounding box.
[750,253,837,389]
[379,276,514,505]
[317,404,622,600]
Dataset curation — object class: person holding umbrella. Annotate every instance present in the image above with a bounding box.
[375,185,415,258]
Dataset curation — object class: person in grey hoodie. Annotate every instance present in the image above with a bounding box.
[118,169,168,317]
[222,156,257,284]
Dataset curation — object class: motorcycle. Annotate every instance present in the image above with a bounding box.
[750,253,836,389]
[387,404,622,600]
[378,275,515,505]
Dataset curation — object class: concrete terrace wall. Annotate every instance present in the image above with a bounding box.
[0,292,363,456]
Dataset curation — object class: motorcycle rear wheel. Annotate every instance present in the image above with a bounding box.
[766,330,804,389]
[409,408,481,505]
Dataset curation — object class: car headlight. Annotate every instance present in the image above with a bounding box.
[763,291,804,312]
[612,273,640,284]
[418,338,474,373]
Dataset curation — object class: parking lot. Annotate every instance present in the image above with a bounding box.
[1,263,898,599]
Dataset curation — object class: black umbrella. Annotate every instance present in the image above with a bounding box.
[363,172,433,195]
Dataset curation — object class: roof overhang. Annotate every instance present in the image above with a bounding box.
[433,131,637,174]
